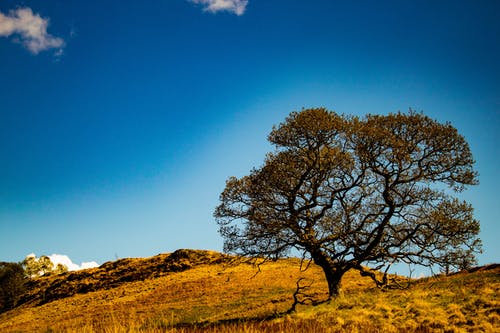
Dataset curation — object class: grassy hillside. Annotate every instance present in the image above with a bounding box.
[0,249,498,332]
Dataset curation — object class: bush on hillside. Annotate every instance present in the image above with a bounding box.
[23,255,54,277]
[0,262,26,312]
[22,254,68,277]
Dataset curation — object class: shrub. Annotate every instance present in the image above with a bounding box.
[0,262,26,312]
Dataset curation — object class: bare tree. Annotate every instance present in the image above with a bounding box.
[215,108,481,298]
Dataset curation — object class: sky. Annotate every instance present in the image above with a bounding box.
[0,0,498,268]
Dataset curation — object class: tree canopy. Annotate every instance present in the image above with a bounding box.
[215,108,481,297]
[22,255,68,277]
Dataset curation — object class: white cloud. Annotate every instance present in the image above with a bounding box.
[48,254,99,271]
[190,0,249,16]
[26,253,99,271]
[0,7,64,54]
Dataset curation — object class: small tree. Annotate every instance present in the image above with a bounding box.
[38,255,54,275]
[54,263,69,274]
[22,255,64,277]
[22,256,41,277]
[215,108,481,298]
[0,262,26,312]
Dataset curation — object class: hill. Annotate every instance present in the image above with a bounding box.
[0,249,498,332]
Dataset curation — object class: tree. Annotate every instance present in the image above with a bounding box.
[37,255,54,275]
[22,255,41,277]
[215,108,481,298]
[0,262,26,312]
[54,263,69,274]
[22,254,63,277]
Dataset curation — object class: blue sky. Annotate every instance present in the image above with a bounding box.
[1,0,498,267]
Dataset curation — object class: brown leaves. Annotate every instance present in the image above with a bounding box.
[268,108,349,150]
[355,110,478,189]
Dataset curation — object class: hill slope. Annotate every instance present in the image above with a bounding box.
[0,250,498,332]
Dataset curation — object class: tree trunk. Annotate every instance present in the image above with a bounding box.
[310,249,345,298]
[321,265,344,298]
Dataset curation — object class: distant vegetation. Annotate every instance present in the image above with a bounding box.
[22,254,68,278]
[0,262,26,312]
[0,254,69,314]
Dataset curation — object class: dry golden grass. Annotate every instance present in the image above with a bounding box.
[0,250,498,333]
